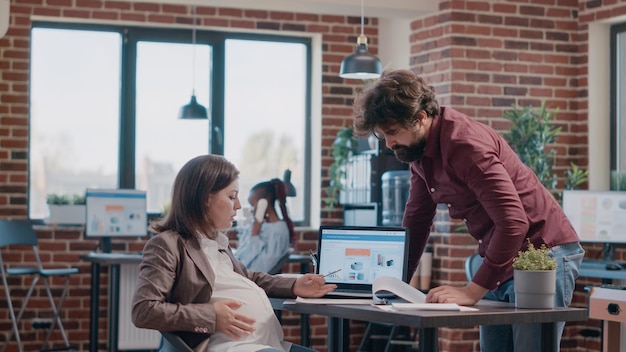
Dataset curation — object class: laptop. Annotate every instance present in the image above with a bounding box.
[316,225,410,298]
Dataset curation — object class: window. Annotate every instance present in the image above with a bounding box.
[224,39,308,222]
[29,23,311,226]
[611,23,626,190]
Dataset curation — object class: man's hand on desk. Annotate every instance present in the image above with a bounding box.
[425,282,488,306]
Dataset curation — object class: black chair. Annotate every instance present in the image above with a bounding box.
[0,219,78,352]
[268,252,291,275]
[159,332,194,352]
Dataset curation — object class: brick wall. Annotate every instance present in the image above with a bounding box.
[407,0,626,351]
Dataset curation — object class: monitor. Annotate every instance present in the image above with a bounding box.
[562,190,626,261]
[85,188,148,252]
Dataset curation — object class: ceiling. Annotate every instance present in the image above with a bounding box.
[143,0,437,19]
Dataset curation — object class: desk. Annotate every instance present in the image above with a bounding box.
[271,299,587,352]
[580,260,626,280]
[81,252,143,352]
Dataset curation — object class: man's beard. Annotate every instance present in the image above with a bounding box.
[392,139,427,163]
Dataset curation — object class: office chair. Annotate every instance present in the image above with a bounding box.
[268,252,291,275]
[465,253,483,281]
[160,332,194,352]
[0,219,79,352]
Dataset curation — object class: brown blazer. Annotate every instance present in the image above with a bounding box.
[131,230,296,351]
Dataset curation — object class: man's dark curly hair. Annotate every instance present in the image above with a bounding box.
[353,69,440,137]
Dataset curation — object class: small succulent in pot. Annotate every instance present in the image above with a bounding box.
[512,239,557,271]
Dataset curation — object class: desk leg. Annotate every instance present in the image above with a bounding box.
[540,322,558,352]
[301,313,310,347]
[603,321,621,352]
[89,262,100,352]
[419,328,438,352]
[109,264,120,352]
[328,317,349,352]
[300,262,311,347]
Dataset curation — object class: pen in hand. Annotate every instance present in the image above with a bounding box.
[322,268,342,278]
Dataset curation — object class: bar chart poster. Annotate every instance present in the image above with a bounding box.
[562,190,626,243]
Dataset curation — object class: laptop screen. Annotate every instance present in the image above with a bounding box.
[317,226,409,292]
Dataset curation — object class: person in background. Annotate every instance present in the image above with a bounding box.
[236,179,295,273]
[352,69,584,352]
[132,154,335,352]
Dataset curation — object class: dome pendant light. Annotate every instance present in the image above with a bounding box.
[339,0,382,80]
[179,6,208,120]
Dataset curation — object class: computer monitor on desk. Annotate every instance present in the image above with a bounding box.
[562,190,626,265]
[85,188,148,253]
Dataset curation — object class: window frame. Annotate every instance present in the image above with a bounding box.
[610,22,626,175]
[28,21,313,227]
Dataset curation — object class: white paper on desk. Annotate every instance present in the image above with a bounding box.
[372,276,478,311]
[392,303,479,312]
[295,297,373,305]
[373,276,427,303]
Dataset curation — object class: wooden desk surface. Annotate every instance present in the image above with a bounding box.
[272,299,588,329]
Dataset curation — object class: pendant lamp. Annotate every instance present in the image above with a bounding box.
[339,0,382,80]
[179,6,208,119]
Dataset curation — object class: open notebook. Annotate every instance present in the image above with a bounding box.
[316,225,410,298]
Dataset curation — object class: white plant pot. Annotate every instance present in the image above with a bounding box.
[514,269,556,309]
[45,205,86,225]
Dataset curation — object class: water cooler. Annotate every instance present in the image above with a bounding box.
[381,170,411,227]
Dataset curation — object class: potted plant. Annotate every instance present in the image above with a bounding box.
[501,102,588,201]
[324,126,358,210]
[45,193,86,225]
[512,239,557,308]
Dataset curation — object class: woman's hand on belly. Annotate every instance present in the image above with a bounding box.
[215,300,257,340]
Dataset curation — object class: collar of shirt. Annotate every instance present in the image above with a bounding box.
[421,106,446,161]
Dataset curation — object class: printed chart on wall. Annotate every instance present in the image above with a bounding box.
[562,190,626,243]
[85,189,147,238]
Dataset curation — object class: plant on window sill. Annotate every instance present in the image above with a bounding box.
[46,193,86,205]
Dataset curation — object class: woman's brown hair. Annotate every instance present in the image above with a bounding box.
[150,154,239,239]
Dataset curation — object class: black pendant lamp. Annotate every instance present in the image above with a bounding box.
[339,0,382,80]
[179,6,208,120]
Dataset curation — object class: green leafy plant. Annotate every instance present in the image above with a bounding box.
[501,102,588,195]
[324,126,358,210]
[502,102,559,190]
[564,162,589,190]
[46,193,86,205]
[512,239,557,271]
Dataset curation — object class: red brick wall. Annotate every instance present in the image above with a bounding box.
[407,0,626,351]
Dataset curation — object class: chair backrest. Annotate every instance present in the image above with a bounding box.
[160,332,193,352]
[268,252,291,275]
[0,219,38,248]
[465,253,483,282]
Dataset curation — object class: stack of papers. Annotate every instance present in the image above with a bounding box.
[295,297,372,305]
[294,276,479,312]
[372,276,478,312]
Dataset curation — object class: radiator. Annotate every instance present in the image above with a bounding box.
[118,263,161,350]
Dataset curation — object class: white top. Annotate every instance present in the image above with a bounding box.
[201,234,290,352]
[236,221,290,273]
